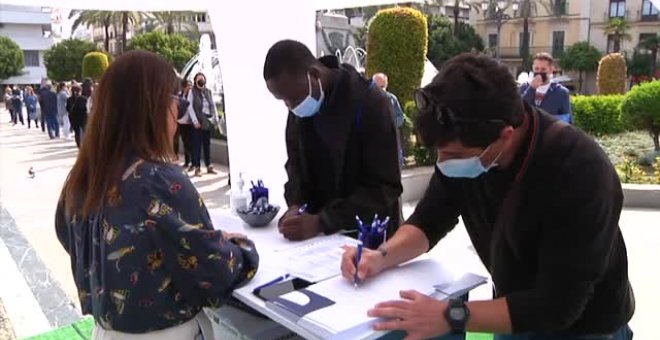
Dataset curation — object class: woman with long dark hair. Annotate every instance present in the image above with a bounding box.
[55,51,258,339]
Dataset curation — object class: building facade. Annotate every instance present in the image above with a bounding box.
[589,0,659,55]
[0,4,55,85]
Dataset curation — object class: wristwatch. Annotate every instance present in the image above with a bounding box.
[444,299,470,334]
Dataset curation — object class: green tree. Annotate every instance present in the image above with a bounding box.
[147,11,199,35]
[44,39,98,81]
[127,31,198,71]
[604,18,632,53]
[621,80,660,151]
[559,42,601,93]
[366,7,428,104]
[427,15,484,69]
[119,12,145,54]
[628,49,654,79]
[638,34,659,73]
[69,10,113,52]
[82,52,110,81]
[0,37,24,82]
[426,0,482,38]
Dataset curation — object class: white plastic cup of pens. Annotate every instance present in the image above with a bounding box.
[356,215,389,250]
[236,180,280,228]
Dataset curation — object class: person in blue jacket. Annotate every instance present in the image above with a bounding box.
[519,53,572,123]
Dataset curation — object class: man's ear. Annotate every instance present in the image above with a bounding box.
[500,126,515,141]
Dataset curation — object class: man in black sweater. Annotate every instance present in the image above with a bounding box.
[341,54,634,340]
[263,40,402,241]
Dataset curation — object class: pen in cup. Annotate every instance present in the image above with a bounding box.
[354,240,364,288]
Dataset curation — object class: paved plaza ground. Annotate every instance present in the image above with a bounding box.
[0,114,658,339]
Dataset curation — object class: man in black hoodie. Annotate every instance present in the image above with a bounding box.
[263,40,402,241]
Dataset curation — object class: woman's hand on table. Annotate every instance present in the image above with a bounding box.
[340,245,386,282]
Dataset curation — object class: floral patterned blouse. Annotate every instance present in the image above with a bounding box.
[55,159,259,333]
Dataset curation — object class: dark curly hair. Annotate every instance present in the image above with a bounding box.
[415,53,525,148]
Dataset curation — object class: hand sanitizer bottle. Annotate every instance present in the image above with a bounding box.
[231,172,249,213]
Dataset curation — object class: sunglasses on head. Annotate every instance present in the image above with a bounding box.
[414,89,507,127]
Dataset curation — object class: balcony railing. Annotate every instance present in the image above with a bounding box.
[484,46,565,59]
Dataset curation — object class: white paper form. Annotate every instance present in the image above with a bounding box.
[281,234,358,283]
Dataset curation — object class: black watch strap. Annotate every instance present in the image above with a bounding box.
[444,298,470,334]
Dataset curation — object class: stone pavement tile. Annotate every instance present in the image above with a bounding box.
[0,298,17,340]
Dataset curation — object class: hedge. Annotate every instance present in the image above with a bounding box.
[597,53,627,95]
[571,95,627,136]
[366,7,428,104]
[621,80,660,151]
[82,52,109,81]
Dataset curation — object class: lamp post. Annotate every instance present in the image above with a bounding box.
[482,0,520,61]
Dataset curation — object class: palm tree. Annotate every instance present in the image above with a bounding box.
[518,0,555,70]
[148,11,199,35]
[118,12,144,54]
[450,1,482,37]
[638,35,660,72]
[69,10,114,52]
[604,18,632,53]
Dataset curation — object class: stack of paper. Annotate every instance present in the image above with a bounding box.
[280,234,358,283]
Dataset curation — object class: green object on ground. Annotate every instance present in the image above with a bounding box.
[467,332,495,340]
[22,317,93,340]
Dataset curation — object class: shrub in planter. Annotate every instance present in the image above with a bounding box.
[82,52,109,81]
[621,80,660,152]
[597,53,627,95]
[571,95,625,135]
[366,7,428,104]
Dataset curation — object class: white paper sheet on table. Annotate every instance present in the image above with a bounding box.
[279,234,358,283]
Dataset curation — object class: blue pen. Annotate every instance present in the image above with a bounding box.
[354,240,364,288]
[253,273,291,292]
[355,215,365,234]
[297,204,308,215]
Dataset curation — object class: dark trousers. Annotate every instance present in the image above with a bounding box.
[177,124,193,166]
[40,111,46,132]
[46,114,59,138]
[495,325,633,340]
[191,128,211,168]
[27,110,38,128]
[11,107,24,125]
[70,115,86,148]
[7,108,13,122]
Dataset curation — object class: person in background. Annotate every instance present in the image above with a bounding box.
[24,86,39,129]
[40,81,59,139]
[67,85,87,148]
[519,53,572,123]
[186,72,219,177]
[373,72,405,167]
[341,54,633,340]
[55,51,259,339]
[82,78,94,116]
[263,40,402,241]
[57,82,71,139]
[10,87,24,126]
[177,79,195,171]
[4,87,13,123]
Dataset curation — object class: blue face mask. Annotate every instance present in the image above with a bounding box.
[436,145,503,179]
[291,73,324,118]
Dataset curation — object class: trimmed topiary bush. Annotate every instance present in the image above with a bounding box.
[621,80,660,152]
[571,95,626,135]
[597,53,627,95]
[367,7,428,104]
[82,52,109,81]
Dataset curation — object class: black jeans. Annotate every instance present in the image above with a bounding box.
[191,128,211,168]
[12,107,24,125]
[178,124,193,166]
[40,111,46,132]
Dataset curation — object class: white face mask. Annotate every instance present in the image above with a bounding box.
[291,73,324,118]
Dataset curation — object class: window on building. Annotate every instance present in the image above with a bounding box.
[488,34,498,48]
[518,32,533,56]
[639,33,658,50]
[609,0,626,18]
[554,0,568,15]
[552,31,565,57]
[24,51,39,67]
[641,0,659,20]
[607,35,616,53]
[42,25,52,38]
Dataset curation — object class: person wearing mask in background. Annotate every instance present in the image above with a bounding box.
[40,81,60,139]
[25,86,39,129]
[55,51,259,339]
[340,54,633,340]
[373,72,405,167]
[10,87,24,126]
[186,72,218,177]
[57,82,71,139]
[177,79,195,171]
[67,85,87,147]
[519,53,572,123]
[263,40,402,241]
